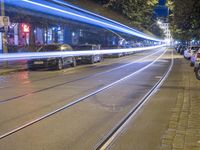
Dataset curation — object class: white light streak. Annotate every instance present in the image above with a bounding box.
[0,45,166,61]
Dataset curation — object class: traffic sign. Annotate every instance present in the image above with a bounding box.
[0,16,9,28]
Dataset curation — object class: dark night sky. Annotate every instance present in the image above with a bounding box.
[159,0,167,5]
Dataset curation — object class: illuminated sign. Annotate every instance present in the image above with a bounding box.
[21,24,30,33]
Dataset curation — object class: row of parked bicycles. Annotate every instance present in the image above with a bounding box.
[176,44,200,80]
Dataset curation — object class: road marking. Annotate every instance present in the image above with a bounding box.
[155,76,162,79]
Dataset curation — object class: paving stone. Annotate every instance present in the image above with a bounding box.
[160,145,173,150]
[158,55,200,150]
[162,138,173,146]
[183,145,197,150]
[172,148,183,150]
[173,134,185,149]
[185,135,198,147]
[176,129,186,135]
[162,133,175,140]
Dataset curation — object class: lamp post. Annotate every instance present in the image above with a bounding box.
[1,0,8,52]
[1,0,8,67]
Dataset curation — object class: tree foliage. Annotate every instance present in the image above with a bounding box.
[169,0,200,41]
[93,0,164,38]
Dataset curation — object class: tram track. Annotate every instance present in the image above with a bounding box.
[0,48,167,140]
[0,48,164,104]
[96,49,173,150]
[0,50,154,89]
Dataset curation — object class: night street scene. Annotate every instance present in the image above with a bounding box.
[0,0,200,149]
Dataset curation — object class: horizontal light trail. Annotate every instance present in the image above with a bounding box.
[0,45,166,61]
[5,0,162,42]
[50,0,144,35]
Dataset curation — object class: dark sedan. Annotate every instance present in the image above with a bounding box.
[28,44,76,70]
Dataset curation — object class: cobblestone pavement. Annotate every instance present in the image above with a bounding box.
[160,57,200,150]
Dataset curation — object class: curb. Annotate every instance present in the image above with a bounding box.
[0,68,27,76]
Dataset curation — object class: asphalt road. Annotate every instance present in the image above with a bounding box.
[0,47,172,150]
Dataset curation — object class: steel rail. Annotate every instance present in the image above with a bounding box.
[0,48,167,140]
[95,49,174,150]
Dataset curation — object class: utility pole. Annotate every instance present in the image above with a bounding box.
[1,0,8,67]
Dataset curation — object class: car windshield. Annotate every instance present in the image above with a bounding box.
[38,45,60,52]
[75,46,94,50]
[191,47,200,51]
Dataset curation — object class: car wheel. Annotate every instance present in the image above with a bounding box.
[57,58,63,70]
[90,56,95,64]
[28,67,36,71]
[190,62,194,67]
[180,51,184,55]
[71,58,77,67]
[194,67,197,72]
[195,67,200,80]
[98,56,101,62]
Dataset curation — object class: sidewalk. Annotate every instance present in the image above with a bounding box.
[0,61,27,75]
[111,50,200,150]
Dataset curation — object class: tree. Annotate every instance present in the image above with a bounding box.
[92,0,163,37]
[169,0,200,41]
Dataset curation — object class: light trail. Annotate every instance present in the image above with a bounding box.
[50,0,145,35]
[0,45,166,61]
[5,0,163,42]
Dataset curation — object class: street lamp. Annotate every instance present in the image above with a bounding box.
[157,20,162,25]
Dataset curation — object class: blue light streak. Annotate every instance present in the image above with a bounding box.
[51,0,144,34]
[5,0,163,42]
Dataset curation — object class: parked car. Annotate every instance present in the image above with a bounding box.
[176,44,184,53]
[194,62,200,80]
[194,50,200,71]
[179,45,187,55]
[184,46,200,60]
[175,44,180,51]
[121,42,136,55]
[103,46,124,58]
[190,48,200,66]
[73,44,103,64]
[28,44,76,70]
